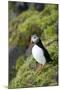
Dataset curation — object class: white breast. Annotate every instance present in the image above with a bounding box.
[32,45,46,65]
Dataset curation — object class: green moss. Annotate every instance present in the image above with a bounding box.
[47,41,58,65]
[9,4,58,47]
[9,56,58,88]
[16,56,25,71]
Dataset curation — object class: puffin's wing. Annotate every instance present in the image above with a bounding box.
[43,48,52,63]
[36,38,52,63]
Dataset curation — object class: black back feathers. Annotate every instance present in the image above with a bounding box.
[36,39,52,63]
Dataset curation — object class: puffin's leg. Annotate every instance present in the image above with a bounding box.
[40,64,44,70]
[36,64,44,73]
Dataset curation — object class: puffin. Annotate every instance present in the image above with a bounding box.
[31,34,52,72]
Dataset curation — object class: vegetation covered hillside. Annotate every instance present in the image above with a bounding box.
[9,2,58,89]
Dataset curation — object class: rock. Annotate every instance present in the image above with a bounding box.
[15,2,29,15]
[34,3,45,11]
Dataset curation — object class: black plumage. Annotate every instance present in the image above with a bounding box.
[36,39,52,63]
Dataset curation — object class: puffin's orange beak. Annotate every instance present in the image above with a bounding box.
[29,39,34,49]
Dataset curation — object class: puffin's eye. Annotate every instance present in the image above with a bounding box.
[34,36,36,39]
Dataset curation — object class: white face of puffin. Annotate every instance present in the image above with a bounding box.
[31,34,39,44]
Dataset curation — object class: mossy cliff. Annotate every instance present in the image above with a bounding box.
[9,2,58,88]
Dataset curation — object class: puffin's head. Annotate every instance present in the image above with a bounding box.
[31,34,39,44]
